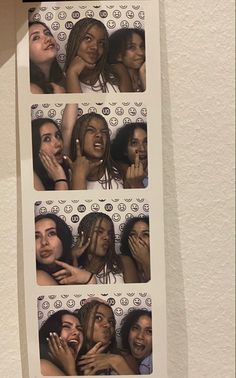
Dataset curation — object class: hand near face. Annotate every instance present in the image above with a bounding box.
[78,353,136,375]
[47,332,77,375]
[39,150,68,189]
[65,139,103,190]
[66,56,96,93]
[126,151,146,188]
[128,235,150,268]
[53,260,96,285]
[72,231,91,265]
[139,61,146,91]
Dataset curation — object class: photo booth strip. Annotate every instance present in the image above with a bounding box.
[31,102,147,140]
[38,292,152,348]
[35,198,149,254]
[29,4,145,69]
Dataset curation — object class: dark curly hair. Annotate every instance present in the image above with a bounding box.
[39,309,83,372]
[70,112,121,189]
[32,118,69,190]
[29,21,65,93]
[120,216,149,259]
[120,309,152,353]
[110,122,147,165]
[35,213,73,274]
[75,212,123,282]
[108,28,145,65]
[65,18,118,89]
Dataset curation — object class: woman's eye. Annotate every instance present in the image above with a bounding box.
[42,136,51,143]
[35,233,40,240]
[130,140,138,147]
[146,329,152,336]
[95,315,102,321]
[132,325,139,331]
[48,230,57,237]
[84,35,92,42]
[55,132,62,140]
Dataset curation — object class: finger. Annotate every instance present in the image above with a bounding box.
[54,260,71,270]
[86,341,103,355]
[90,159,103,170]
[134,150,140,167]
[63,155,72,169]
[52,269,68,278]
[76,139,82,157]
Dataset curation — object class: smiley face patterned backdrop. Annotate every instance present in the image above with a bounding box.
[38,292,152,347]
[31,102,147,141]
[35,198,149,254]
[29,3,145,69]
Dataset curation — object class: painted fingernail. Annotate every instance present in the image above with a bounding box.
[53,332,57,336]
[49,332,53,336]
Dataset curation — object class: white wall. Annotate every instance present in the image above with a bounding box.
[0,0,234,377]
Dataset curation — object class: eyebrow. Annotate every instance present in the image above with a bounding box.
[35,227,56,233]
[85,31,105,41]
[29,28,50,38]
[96,311,114,321]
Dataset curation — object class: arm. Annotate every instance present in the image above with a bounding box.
[111,63,133,92]
[40,359,66,376]
[66,56,95,93]
[139,62,146,91]
[61,104,78,156]
[120,255,140,283]
[47,333,77,375]
[37,270,58,286]
[30,83,44,94]
[53,260,97,285]
[39,152,68,190]
[34,172,45,191]
[78,353,137,375]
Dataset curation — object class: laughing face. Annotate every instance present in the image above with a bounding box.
[130,221,149,246]
[89,218,113,257]
[60,314,83,359]
[29,23,57,65]
[83,117,109,161]
[91,304,116,345]
[127,128,148,170]
[77,25,106,66]
[39,122,64,163]
[128,315,152,361]
[35,218,63,265]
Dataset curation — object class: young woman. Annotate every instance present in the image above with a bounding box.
[29,21,65,94]
[39,310,83,375]
[65,212,139,284]
[65,18,130,93]
[62,104,123,190]
[32,118,70,191]
[77,299,138,375]
[120,216,150,282]
[35,213,96,285]
[111,122,148,188]
[108,28,146,92]
[120,309,152,374]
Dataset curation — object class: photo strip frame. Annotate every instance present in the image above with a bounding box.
[16,1,167,376]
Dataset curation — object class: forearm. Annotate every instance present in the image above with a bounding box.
[71,174,87,190]
[66,71,82,93]
[62,104,78,156]
[110,355,136,375]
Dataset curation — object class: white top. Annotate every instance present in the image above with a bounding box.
[87,171,123,190]
[95,264,124,284]
[80,74,119,93]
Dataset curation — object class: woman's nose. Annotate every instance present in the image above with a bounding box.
[41,235,48,246]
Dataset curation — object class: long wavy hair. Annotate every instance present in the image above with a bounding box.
[39,309,83,372]
[29,21,65,93]
[70,112,121,189]
[35,213,73,275]
[77,300,117,352]
[76,212,123,282]
[108,28,145,65]
[120,309,152,354]
[65,18,118,87]
[111,122,147,165]
[32,118,69,190]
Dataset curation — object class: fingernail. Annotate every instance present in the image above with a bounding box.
[76,139,79,143]
[53,332,57,336]
[49,332,52,336]
[46,338,49,341]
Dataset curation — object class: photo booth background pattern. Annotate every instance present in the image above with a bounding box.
[31,102,147,140]
[29,4,145,69]
[35,198,149,254]
[38,292,152,347]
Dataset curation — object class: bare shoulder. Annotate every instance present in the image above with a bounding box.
[40,359,65,376]
[34,172,45,191]
[119,255,139,283]
[30,83,44,94]
[37,270,57,286]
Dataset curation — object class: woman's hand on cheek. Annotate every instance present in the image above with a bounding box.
[67,55,96,76]
[39,151,66,181]
[47,332,77,375]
